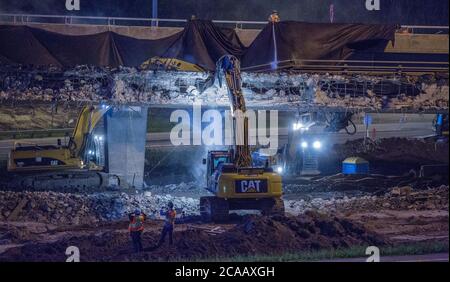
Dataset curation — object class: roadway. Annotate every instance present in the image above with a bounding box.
[0,121,435,161]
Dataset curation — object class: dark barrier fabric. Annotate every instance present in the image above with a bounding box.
[0,25,62,66]
[0,25,183,68]
[0,20,396,70]
[160,20,247,70]
[30,28,124,67]
[242,21,396,69]
[112,32,181,67]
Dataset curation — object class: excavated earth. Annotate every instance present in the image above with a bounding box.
[331,137,449,166]
[0,137,447,261]
[314,137,450,177]
[0,212,387,262]
[0,186,447,262]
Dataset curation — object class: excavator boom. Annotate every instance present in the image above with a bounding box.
[216,55,252,168]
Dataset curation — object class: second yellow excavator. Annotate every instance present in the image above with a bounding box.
[5,105,124,190]
[200,55,284,222]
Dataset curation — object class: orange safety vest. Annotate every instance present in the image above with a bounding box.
[165,210,177,226]
[129,215,145,232]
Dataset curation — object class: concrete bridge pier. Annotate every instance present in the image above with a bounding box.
[105,106,148,189]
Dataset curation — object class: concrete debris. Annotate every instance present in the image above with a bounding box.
[0,185,447,226]
[389,83,449,110]
[390,186,413,196]
[145,182,206,196]
[285,185,449,215]
[0,190,199,225]
[6,198,29,221]
[186,225,227,235]
[0,65,447,111]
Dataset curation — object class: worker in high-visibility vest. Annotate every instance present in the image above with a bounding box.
[157,201,177,246]
[128,208,147,253]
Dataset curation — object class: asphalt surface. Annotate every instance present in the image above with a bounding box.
[0,121,435,160]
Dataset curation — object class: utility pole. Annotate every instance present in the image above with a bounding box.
[151,0,158,27]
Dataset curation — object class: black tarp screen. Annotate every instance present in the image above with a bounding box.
[0,25,62,66]
[31,28,124,67]
[160,20,247,70]
[0,20,396,71]
[242,21,396,69]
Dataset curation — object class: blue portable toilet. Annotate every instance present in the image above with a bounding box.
[342,157,369,175]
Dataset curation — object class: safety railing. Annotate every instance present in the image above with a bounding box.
[0,13,266,29]
[0,13,448,33]
[242,58,449,74]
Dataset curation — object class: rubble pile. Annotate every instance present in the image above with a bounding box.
[145,182,206,196]
[0,65,447,111]
[0,65,113,102]
[1,184,447,226]
[283,173,413,194]
[389,83,449,110]
[286,185,449,215]
[284,171,448,194]
[0,191,199,225]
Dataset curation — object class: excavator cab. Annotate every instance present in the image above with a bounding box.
[205,151,231,175]
[204,150,233,194]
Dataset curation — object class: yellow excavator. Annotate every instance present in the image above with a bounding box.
[200,55,284,222]
[4,105,123,190]
[141,57,206,72]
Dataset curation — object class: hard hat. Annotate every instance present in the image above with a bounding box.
[134,208,141,215]
[167,201,174,209]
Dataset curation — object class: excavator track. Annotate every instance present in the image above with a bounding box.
[200,196,230,223]
[260,197,285,216]
[0,171,123,192]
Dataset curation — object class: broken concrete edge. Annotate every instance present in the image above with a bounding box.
[0,99,448,114]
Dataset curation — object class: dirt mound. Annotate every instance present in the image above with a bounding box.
[332,138,449,166]
[0,212,388,262]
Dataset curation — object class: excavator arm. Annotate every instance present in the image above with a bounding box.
[216,55,252,168]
